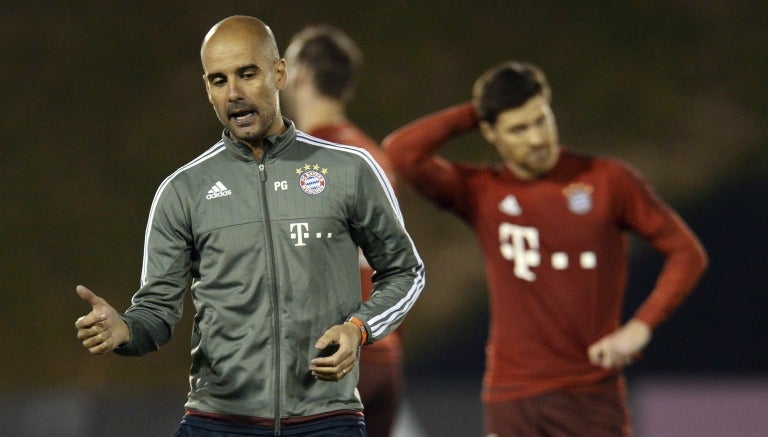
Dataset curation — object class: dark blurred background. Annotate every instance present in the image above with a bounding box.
[1,1,766,436]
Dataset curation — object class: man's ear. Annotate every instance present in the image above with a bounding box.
[479,120,496,144]
[202,75,213,104]
[275,58,287,90]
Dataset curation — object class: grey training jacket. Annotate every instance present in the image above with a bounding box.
[115,120,424,427]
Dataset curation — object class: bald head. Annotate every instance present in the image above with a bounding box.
[200,15,288,149]
[201,15,280,66]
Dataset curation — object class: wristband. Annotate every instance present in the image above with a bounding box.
[346,317,367,346]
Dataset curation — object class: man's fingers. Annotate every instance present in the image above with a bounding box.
[600,352,614,369]
[79,325,117,354]
[75,285,109,329]
[588,340,612,368]
[310,343,356,380]
[76,285,105,308]
[76,322,107,340]
[74,284,128,354]
[87,341,112,355]
[314,330,337,350]
[311,359,354,381]
[75,311,107,329]
[587,342,603,365]
[310,324,359,381]
[589,339,636,369]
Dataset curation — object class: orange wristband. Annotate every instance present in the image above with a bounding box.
[346,317,367,345]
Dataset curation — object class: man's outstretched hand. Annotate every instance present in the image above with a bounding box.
[74,285,130,354]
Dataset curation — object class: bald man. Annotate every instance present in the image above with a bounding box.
[74,16,424,436]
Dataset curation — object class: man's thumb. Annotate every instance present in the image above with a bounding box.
[315,328,337,350]
[76,285,103,307]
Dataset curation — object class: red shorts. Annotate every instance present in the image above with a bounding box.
[484,376,632,437]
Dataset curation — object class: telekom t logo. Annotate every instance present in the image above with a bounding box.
[499,223,541,281]
[289,222,334,246]
[290,222,310,246]
[499,222,598,281]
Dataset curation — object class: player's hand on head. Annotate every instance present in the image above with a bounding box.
[309,323,360,381]
[587,319,651,369]
[74,285,130,354]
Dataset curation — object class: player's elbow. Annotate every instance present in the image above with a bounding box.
[685,239,709,281]
[696,244,709,275]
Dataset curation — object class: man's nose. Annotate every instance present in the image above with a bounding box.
[527,127,544,145]
[227,81,243,100]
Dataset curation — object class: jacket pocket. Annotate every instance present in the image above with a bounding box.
[190,309,214,392]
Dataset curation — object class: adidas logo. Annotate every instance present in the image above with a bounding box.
[205,181,232,200]
[499,194,522,216]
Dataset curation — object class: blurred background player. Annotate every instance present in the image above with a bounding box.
[383,61,708,436]
[282,24,403,437]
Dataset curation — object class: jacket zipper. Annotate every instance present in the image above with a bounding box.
[258,160,282,436]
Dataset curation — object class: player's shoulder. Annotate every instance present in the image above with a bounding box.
[572,150,651,193]
[171,140,228,178]
[154,140,228,197]
[444,159,499,179]
[562,148,637,174]
[320,122,379,151]
[296,130,378,166]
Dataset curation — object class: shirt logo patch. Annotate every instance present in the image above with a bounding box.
[563,183,593,214]
[205,181,232,200]
[499,194,522,216]
[297,163,328,195]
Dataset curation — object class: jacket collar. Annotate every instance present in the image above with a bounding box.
[222,117,297,162]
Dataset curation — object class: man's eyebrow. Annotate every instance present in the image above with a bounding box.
[236,64,259,74]
[204,72,223,80]
[204,64,259,81]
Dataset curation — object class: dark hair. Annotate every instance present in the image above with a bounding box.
[287,25,362,101]
[472,62,551,123]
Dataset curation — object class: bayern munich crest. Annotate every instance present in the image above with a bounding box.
[563,183,594,215]
[297,163,328,195]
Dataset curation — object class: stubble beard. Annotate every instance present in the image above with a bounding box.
[230,110,277,147]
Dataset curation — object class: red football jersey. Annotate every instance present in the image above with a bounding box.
[308,122,402,364]
[384,103,706,401]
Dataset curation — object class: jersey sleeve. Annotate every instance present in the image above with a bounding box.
[613,161,708,328]
[114,181,192,356]
[347,154,425,343]
[382,102,479,213]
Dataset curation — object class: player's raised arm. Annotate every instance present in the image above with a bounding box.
[382,103,477,205]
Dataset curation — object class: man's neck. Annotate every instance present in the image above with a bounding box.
[227,117,288,162]
[228,132,266,161]
[250,145,264,162]
[295,95,347,133]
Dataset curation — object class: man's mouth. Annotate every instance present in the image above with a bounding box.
[529,143,553,161]
[228,108,257,125]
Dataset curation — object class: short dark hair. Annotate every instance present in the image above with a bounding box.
[287,25,362,101]
[472,62,551,123]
